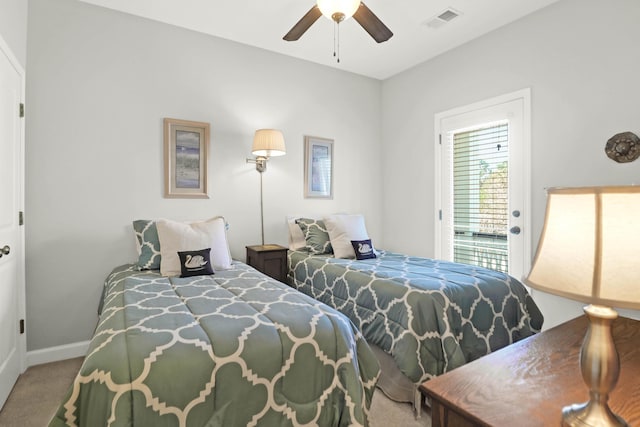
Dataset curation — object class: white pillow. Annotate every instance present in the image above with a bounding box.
[324,214,371,259]
[156,216,232,276]
[287,216,308,251]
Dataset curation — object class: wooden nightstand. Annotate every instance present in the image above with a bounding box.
[245,244,289,283]
[420,315,640,427]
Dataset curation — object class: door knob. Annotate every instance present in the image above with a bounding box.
[0,245,9,257]
[510,226,521,235]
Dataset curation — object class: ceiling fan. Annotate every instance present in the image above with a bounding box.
[283,0,393,44]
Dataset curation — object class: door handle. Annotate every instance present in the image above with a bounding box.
[509,226,521,235]
[0,245,10,257]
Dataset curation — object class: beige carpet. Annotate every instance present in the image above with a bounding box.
[0,358,429,426]
[0,357,84,427]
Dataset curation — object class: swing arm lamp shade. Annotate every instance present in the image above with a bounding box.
[251,129,286,158]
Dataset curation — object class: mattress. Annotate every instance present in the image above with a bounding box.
[49,262,380,427]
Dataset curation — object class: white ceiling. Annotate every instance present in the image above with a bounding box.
[77,0,560,80]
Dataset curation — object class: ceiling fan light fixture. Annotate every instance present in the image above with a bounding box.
[317,0,361,22]
[283,1,392,45]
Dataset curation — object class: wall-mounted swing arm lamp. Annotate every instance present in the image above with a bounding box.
[246,129,286,244]
[246,129,286,172]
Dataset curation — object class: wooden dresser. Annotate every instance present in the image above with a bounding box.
[420,315,640,427]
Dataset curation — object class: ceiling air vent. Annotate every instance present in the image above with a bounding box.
[424,8,461,29]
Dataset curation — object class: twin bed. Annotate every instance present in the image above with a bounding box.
[288,249,544,412]
[49,217,380,427]
[50,214,543,426]
[285,214,543,414]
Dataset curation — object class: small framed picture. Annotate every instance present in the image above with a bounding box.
[304,135,333,199]
[163,118,209,198]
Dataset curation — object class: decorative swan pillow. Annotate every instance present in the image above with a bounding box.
[178,248,214,277]
[351,239,376,260]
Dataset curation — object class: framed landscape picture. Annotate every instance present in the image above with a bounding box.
[163,118,209,198]
[304,135,333,199]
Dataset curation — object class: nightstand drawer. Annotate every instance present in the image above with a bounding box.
[246,244,288,283]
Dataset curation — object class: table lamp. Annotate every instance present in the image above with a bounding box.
[525,186,640,427]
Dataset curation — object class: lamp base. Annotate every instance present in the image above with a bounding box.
[560,305,628,427]
[562,402,628,427]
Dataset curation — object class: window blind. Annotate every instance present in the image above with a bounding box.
[452,122,509,272]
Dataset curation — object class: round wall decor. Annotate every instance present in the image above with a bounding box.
[605,131,640,163]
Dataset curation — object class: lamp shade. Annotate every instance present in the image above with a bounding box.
[525,186,640,310]
[317,0,361,21]
[251,129,286,157]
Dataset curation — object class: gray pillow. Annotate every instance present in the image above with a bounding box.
[296,218,333,255]
[133,220,161,270]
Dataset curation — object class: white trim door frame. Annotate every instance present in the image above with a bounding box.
[0,34,26,410]
[434,89,532,281]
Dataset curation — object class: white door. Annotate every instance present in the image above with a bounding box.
[0,36,25,410]
[435,89,531,280]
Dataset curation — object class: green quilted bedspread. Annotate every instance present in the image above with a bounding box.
[288,250,544,384]
[49,263,380,427]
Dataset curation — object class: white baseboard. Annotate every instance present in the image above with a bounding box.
[26,341,90,368]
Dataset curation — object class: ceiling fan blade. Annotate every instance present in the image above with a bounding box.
[353,2,393,43]
[283,5,323,41]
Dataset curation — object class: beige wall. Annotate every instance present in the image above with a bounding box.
[0,0,27,67]
[381,0,640,328]
[25,0,382,351]
[22,0,640,353]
